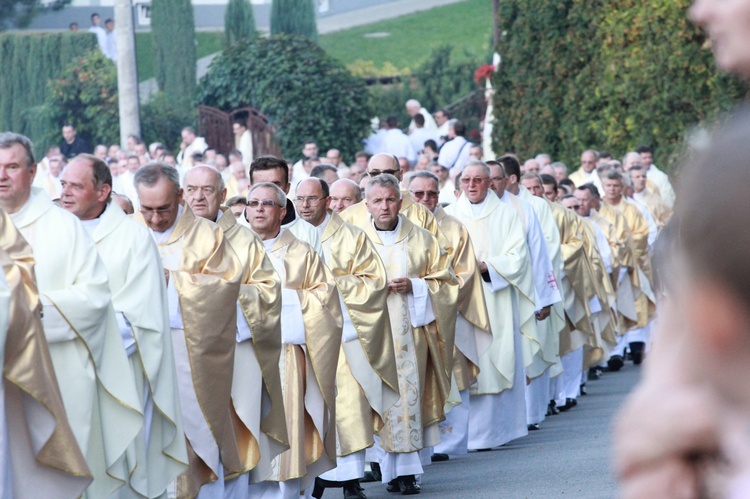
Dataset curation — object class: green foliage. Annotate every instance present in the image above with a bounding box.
[0,0,71,31]
[224,0,255,48]
[141,92,197,152]
[270,0,317,42]
[197,34,372,159]
[0,31,98,151]
[136,31,222,82]
[492,0,747,172]
[151,0,197,106]
[44,50,119,149]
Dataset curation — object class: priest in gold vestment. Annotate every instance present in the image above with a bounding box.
[184,166,289,496]
[245,182,342,499]
[363,174,458,494]
[133,163,243,498]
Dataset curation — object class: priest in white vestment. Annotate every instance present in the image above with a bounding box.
[60,155,188,497]
[133,163,244,498]
[246,182,342,499]
[445,162,536,450]
[0,133,143,498]
[184,166,290,496]
[363,174,458,494]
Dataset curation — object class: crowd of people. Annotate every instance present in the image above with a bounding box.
[0,100,676,498]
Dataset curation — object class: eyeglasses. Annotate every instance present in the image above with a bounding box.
[247,199,279,209]
[409,190,439,199]
[460,177,489,185]
[140,206,174,217]
[294,195,327,206]
[369,169,399,177]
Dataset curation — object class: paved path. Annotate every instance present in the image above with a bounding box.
[355,364,640,499]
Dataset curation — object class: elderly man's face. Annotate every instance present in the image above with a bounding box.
[690,0,750,76]
[409,176,439,213]
[326,150,341,165]
[488,163,506,199]
[581,152,597,173]
[461,164,491,204]
[137,177,182,232]
[629,169,648,193]
[48,156,63,177]
[0,144,36,213]
[329,180,359,213]
[366,183,402,229]
[183,167,226,221]
[368,154,401,181]
[247,186,286,237]
[349,163,366,183]
[524,159,540,174]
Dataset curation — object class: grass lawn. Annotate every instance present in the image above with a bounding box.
[135,31,223,82]
[318,0,493,74]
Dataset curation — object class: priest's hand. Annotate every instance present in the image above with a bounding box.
[163,269,170,285]
[536,306,551,321]
[477,261,488,273]
[388,278,412,294]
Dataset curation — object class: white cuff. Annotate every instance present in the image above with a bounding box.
[115,312,137,356]
[407,278,436,328]
[486,264,510,292]
[40,295,78,343]
[281,288,306,345]
[340,295,358,343]
[618,267,628,284]
[236,301,253,342]
[167,274,184,329]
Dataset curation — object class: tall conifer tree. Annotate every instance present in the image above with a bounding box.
[151,0,197,106]
[270,0,317,42]
[224,0,256,47]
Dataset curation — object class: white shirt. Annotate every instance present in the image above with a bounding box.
[409,127,438,154]
[382,129,416,164]
[439,136,471,175]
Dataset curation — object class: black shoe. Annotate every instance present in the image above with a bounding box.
[629,342,645,365]
[343,479,367,499]
[386,478,401,493]
[588,367,601,380]
[369,462,382,482]
[607,355,624,372]
[431,452,449,462]
[558,398,577,412]
[547,400,559,416]
[580,383,587,396]
[314,477,337,498]
[476,448,493,452]
[527,423,541,431]
[399,475,420,495]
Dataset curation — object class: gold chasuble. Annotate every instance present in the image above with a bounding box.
[445,194,537,395]
[9,189,143,499]
[320,211,399,457]
[0,209,91,498]
[90,202,188,497]
[135,204,243,497]
[362,216,458,453]
[433,207,492,393]
[216,208,289,480]
[265,229,342,486]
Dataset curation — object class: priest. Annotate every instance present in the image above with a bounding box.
[0,132,143,498]
[133,162,243,498]
[245,182,342,498]
[60,154,188,498]
[363,174,457,494]
[183,165,289,495]
[295,177,400,499]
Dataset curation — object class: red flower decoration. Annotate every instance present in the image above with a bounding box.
[474,64,496,84]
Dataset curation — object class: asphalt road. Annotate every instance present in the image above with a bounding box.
[355,363,641,499]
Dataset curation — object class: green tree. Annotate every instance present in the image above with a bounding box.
[270,0,317,42]
[224,0,256,48]
[492,0,747,171]
[0,0,71,31]
[151,0,197,107]
[197,34,371,159]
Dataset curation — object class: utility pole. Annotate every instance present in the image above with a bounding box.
[114,0,141,147]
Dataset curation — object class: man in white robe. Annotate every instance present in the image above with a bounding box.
[60,154,188,497]
[445,162,536,450]
[0,132,143,498]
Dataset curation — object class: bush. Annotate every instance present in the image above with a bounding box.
[37,50,119,153]
[197,34,372,159]
[270,0,317,42]
[0,32,98,143]
[492,0,747,171]
[141,92,197,153]
[224,0,255,48]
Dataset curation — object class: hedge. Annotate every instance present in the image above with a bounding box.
[492,0,747,172]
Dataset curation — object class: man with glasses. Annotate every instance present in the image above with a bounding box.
[184,166,289,497]
[134,162,244,498]
[445,160,536,451]
[245,181,342,498]
[296,177,399,499]
[409,171,492,459]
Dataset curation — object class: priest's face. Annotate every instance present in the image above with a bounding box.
[251,167,289,194]
[603,178,623,203]
[408,176,439,213]
[461,164,491,204]
[629,168,647,193]
[487,163,507,199]
[366,184,402,230]
[329,180,359,213]
[521,177,544,198]
[691,0,750,77]
[295,178,329,227]
[183,166,226,221]
[581,151,598,173]
[561,196,581,212]
[367,153,401,181]
[247,185,286,237]
[60,158,112,220]
[543,183,557,202]
[0,143,36,214]
[137,177,183,232]
[574,188,593,217]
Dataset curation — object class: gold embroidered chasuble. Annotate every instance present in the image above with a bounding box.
[320,211,399,457]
